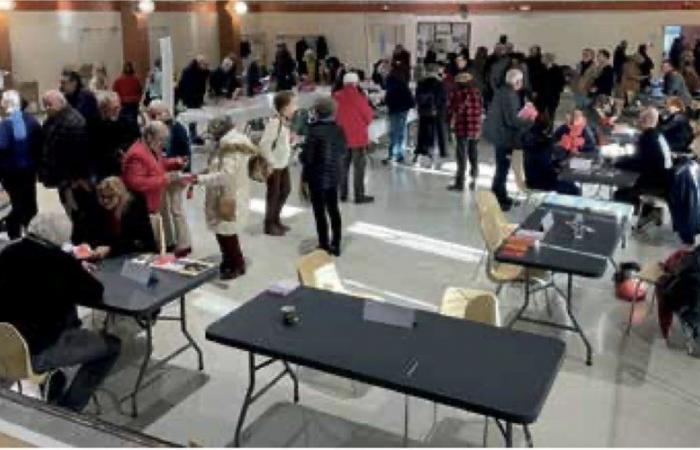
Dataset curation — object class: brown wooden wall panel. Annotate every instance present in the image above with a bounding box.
[217,1,242,65]
[120,1,150,82]
[0,12,12,86]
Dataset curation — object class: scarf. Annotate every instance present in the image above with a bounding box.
[559,123,586,154]
[9,109,26,142]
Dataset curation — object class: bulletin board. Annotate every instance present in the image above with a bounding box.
[416,22,471,63]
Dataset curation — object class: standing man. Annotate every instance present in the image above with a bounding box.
[662,59,693,107]
[483,69,535,211]
[334,72,375,204]
[383,64,415,164]
[591,49,615,97]
[537,53,566,119]
[573,48,598,109]
[414,64,449,163]
[448,73,483,192]
[613,40,628,84]
[177,55,210,109]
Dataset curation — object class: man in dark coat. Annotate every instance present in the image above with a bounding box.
[613,40,628,83]
[414,65,448,161]
[93,91,139,180]
[537,53,566,119]
[177,56,210,109]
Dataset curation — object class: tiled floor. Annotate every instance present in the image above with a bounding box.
[24,110,700,447]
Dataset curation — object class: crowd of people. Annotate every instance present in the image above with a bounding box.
[1,32,700,413]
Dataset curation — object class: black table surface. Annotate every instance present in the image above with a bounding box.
[495,205,622,278]
[93,257,218,316]
[206,287,566,425]
[558,164,639,188]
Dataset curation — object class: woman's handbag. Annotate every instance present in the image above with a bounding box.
[248,155,271,183]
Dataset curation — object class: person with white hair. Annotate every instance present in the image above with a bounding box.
[333,71,375,204]
[483,68,536,211]
[122,121,192,251]
[146,100,193,256]
[614,106,674,227]
[0,90,42,239]
[209,56,241,99]
[0,211,120,412]
[93,90,139,179]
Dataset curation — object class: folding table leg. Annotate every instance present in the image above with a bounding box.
[507,269,531,328]
[179,296,204,370]
[235,352,257,447]
[564,274,593,366]
[130,318,153,417]
[505,422,513,447]
[283,361,299,403]
[403,395,409,447]
[523,425,533,448]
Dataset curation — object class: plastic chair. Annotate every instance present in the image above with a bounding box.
[625,262,664,335]
[296,250,382,300]
[0,323,48,395]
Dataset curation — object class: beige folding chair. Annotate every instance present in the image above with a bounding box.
[0,323,47,395]
[472,190,517,280]
[296,250,382,300]
[625,262,665,335]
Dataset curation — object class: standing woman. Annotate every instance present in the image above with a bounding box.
[637,44,655,91]
[383,64,415,164]
[259,91,296,236]
[144,58,163,106]
[112,62,143,126]
[0,90,42,239]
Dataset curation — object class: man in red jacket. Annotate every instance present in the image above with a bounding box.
[333,72,375,204]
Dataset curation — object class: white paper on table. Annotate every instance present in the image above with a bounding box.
[569,158,592,171]
[600,143,624,159]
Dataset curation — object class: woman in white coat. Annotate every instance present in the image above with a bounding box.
[193,117,260,280]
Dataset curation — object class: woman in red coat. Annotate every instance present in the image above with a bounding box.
[112,62,143,126]
[333,72,375,204]
[122,121,190,251]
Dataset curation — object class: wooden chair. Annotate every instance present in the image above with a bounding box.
[296,250,383,300]
[0,323,48,395]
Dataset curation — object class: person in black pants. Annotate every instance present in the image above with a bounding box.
[301,97,346,256]
[414,65,448,162]
[0,90,42,239]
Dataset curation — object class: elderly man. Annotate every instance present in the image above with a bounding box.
[177,55,209,109]
[0,212,120,412]
[94,91,140,180]
[334,72,375,204]
[662,60,693,108]
[483,68,536,211]
[40,90,98,242]
[614,107,673,226]
[146,101,192,256]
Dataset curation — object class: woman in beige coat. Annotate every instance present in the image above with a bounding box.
[192,117,260,280]
[618,55,643,105]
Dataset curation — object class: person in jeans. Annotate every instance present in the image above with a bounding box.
[334,72,375,204]
[483,68,535,211]
[260,91,296,236]
[0,212,120,412]
[0,90,42,239]
[383,64,415,164]
[448,73,483,191]
[301,97,346,256]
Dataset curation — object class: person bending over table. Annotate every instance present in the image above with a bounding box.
[0,212,120,412]
[614,107,674,226]
[79,176,157,260]
[522,114,581,196]
[658,96,694,155]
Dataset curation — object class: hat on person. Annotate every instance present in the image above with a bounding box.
[343,72,360,85]
[208,116,234,141]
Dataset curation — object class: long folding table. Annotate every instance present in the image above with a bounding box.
[206,287,565,447]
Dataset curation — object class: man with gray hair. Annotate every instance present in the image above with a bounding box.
[300,96,346,255]
[614,106,673,226]
[483,68,536,211]
[93,90,139,179]
[0,90,42,239]
[0,212,120,412]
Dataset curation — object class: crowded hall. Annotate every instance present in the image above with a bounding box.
[1,0,700,448]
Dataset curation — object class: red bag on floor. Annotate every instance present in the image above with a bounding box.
[614,262,647,302]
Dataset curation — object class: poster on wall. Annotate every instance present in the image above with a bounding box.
[160,36,174,115]
[416,22,471,62]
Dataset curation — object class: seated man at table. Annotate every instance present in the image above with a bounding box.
[614,107,674,225]
[658,96,694,154]
[522,114,581,196]
[0,212,120,412]
[81,176,158,259]
[552,108,598,158]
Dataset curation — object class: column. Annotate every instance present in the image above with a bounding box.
[217,1,242,66]
[0,12,12,87]
[120,1,150,82]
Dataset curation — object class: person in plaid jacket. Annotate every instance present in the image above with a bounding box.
[448,73,483,191]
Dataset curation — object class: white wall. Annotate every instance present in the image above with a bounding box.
[6,10,219,96]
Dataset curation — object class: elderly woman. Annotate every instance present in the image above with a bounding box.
[483,68,536,211]
[615,107,673,225]
[0,212,120,412]
[146,101,192,256]
[553,108,598,156]
[0,90,42,239]
[192,117,261,280]
[659,96,694,154]
[122,121,190,252]
[81,176,157,259]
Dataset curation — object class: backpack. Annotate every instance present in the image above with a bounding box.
[416,84,438,117]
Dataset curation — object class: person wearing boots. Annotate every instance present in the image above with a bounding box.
[192,117,261,280]
[447,73,483,192]
[301,97,346,256]
[259,91,296,235]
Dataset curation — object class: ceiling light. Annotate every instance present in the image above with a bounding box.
[138,0,155,14]
[234,1,248,15]
[0,0,15,11]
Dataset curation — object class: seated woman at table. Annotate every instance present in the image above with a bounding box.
[552,109,598,158]
[658,96,694,154]
[0,212,120,412]
[614,107,674,225]
[522,114,581,196]
[81,176,158,259]
[586,95,619,143]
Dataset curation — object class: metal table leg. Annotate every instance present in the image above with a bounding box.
[505,422,513,447]
[523,425,533,448]
[130,318,153,417]
[234,353,257,447]
[564,274,593,366]
[508,268,532,329]
[179,296,204,370]
[403,395,409,447]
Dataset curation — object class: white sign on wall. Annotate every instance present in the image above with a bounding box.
[160,36,174,115]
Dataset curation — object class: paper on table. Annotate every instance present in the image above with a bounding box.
[569,158,592,171]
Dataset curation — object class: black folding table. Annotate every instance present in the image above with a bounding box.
[206,287,565,447]
[496,206,622,366]
[558,165,639,190]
